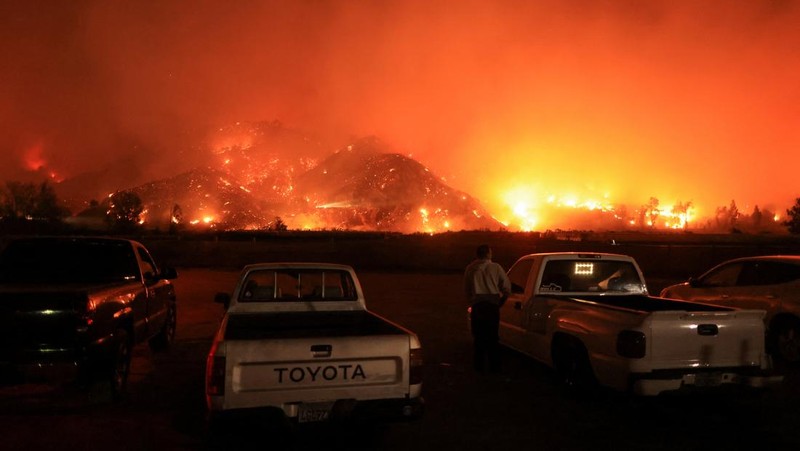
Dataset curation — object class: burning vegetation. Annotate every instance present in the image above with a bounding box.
[0,121,792,235]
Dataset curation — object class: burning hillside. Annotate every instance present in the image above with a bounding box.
[71,125,503,233]
[132,139,502,233]
[54,120,785,234]
[293,138,501,232]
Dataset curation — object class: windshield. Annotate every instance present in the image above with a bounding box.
[0,239,139,284]
[540,259,645,294]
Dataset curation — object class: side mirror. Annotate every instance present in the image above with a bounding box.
[688,277,700,288]
[215,292,231,310]
[160,267,178,280]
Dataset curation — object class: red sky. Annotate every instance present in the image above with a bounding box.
[1,1,799,229]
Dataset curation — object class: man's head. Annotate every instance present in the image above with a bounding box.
[476,244,492,260]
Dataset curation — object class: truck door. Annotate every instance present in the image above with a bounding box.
[500,258,534,352]
[522,262,569,361]
[136,245,167,335]
[525,295,555,336]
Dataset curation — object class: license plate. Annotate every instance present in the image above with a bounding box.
[693,373,722,387]
[298,402,334,423]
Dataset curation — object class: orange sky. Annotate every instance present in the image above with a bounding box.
[1,1,799,229]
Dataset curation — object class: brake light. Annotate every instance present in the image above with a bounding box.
[617,330,646,359]
[206,342,226,396]
[77,298,97,332]
[409,347,423,385]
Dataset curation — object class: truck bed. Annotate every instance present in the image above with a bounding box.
[560,294,734,313]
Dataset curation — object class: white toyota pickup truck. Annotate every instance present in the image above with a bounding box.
[205,262,423,425]
[497,252,781,395]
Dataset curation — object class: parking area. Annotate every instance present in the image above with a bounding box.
[1,269,799,450]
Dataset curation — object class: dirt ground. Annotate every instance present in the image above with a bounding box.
[1,269,799,450]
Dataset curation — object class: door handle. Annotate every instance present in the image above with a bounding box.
[311,344,332,358]
[514,301,522,310]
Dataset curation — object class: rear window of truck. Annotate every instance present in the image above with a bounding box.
[540,259,645,294]
[239,268,357,302]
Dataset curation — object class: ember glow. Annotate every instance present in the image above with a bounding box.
[2,2,799,233]
[23,144,46,171]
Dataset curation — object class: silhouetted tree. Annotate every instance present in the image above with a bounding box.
[0,180,68,221]
[169,204,184,234]
[642,197,660,228]
[106,191,144,232]
[272,216,288,231]
[784,198,800,234]
[715,205,727,229]
[751,205,763,229]
[1,181,35,219]
[728,200,739,227]
[672,201,693,229]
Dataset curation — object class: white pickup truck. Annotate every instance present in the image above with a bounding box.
[498,252,781,395]
[205,262,423,425]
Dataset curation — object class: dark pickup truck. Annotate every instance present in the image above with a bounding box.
[0,236,178,398]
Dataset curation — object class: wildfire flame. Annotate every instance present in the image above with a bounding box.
[496,184,698,232]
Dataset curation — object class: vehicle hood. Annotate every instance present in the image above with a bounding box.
[0,280,139,295]
[658,282,691,299]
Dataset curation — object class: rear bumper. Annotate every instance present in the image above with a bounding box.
[0,338,112,385]
[630,368,784,396]
[208,395,425,424]
[348,395,425,421]
[0,361,81,385]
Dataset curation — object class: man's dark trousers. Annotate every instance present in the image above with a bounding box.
[470,300,500,373]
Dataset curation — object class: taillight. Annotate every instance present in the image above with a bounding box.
[206,342,226,396]
[617,330,646,359]
[77,298,97,332]
[409,347,423,385]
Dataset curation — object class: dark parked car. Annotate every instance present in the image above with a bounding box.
[660,255,800,364]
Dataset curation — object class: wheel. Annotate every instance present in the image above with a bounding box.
[149,303,177,352]
[110,328,132,401]
[768,317,800,365]
[552,337,596,392]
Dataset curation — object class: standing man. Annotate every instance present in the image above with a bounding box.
[464,244,511,374]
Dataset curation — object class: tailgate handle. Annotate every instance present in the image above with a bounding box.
[697,324,719,336]
[311,344,332,358]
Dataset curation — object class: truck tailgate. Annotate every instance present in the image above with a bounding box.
[645,309,765,369]
[221,311,412,410]
[0,290,88,362]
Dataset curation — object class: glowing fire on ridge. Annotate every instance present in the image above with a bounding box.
[496,184,697,232]
[81,123,787,234]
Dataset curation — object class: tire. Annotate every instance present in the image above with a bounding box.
[149,303,177,352]
[110,328,132,401]
[768,317,800,365]
[552,337,596,392]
